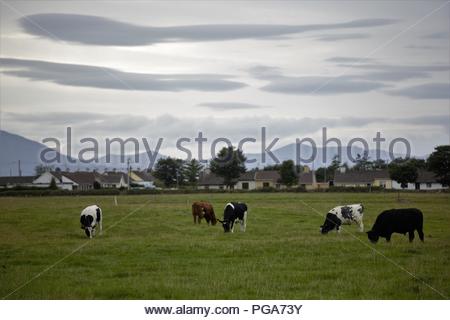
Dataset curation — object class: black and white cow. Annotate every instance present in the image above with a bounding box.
[320,204,364,234]
[218,202,248,233]
[367,208,424,243]
[80,205,102,238]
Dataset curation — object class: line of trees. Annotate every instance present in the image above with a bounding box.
[127,144,450,190]
[314,145,449,189]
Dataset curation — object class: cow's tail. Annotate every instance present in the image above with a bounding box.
[210,207,217,225]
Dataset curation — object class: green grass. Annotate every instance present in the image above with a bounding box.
[0,192,449,299]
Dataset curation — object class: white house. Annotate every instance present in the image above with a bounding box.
[32,171,77,190]
[392,169,447,190]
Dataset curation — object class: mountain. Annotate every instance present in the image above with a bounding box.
[244,143,407,169]
[0,130,417,176]
[0,130,162,176]
[0,130,80,176]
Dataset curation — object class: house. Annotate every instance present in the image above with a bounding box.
[235,170,283,190]
[101,172,128,189]
[333,169,392,188]
[392,169,448,190]
[32,171,78,190]
[236,171,257,190]
[61,171,102,191]
[298,171,317,190]
[129,170,155,189]
[197,172,226,190]
[0,176,35,189]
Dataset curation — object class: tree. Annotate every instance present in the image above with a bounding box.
[372,159,388,169]
[49,177,58,190]
[427,145,450,186]
[279,160,298,187]
[35,164,53,175]
[353,151,372,171]
[93,180,102,189]
[315,167,326,183]
[389,160,418,189]
[183,159,203,186]
[210,146,246,189]
[153,157,185,188]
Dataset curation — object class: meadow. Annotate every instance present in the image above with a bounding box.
[0,192,449,299]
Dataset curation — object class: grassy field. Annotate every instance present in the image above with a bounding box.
[0,192,449,299]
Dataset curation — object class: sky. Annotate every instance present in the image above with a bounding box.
[0,0,449,162]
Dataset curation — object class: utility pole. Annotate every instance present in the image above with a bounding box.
[127,158,131,191]
[18,160,22,176]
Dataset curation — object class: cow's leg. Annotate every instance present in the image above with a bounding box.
[418,228,424,242]
[356,219,364,232]
[386,233,392,242]
[336,226,341,233]
[230,221,235,233]
[99,217,103,235]
[408,231,415,242]
[241,211,247,232]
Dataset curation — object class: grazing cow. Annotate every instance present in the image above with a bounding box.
[367,208,424,243]
[192,201,217,225]
[80,205,102,238]
[218,202,248,233]
[320,204,364,234]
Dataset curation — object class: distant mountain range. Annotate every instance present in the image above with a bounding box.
[0,130,412,176]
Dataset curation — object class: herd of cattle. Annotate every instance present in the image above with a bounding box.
[80,201,425,243]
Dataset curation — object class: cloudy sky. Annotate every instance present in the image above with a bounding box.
[0,0,449,161]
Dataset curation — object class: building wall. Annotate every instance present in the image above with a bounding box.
[373,179,393,189]
[235,180,257,190]
[255,180,279,189]
[198,185,224,190]
[392,181,447,190]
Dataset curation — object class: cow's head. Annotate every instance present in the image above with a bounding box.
[320,213,341,234]
[80,215,94,238]
[367,230,379,243]
[217,219,231,232]
[357,203,364,214]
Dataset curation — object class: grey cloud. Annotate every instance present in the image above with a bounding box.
[250,62,449,96]
[422,32,449,39]
[331,62,450,82]
[198,102,267,110]
[0,58,246,92]
[314,33,370,42]
[326,57,377,63]
[20,13,397,46]
[5,112,448,145]
[261,76,388,95]
[386,83,450,100]
[247,65,283,80]
[405,44,445,50]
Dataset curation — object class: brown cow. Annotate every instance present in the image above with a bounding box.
[192,201,217,225]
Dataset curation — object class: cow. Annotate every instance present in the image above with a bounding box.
[80,205,102,238]
[320,204,364,234]
[218,202,248,233]
[192,201,217,225]
[367,208,424,243]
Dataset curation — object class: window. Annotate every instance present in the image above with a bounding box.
[263,182,270,188]
[426,183,432,188]
[242,182,249,190]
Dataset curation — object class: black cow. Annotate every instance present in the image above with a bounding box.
[218,202,248,233]
[367,208,424,243]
